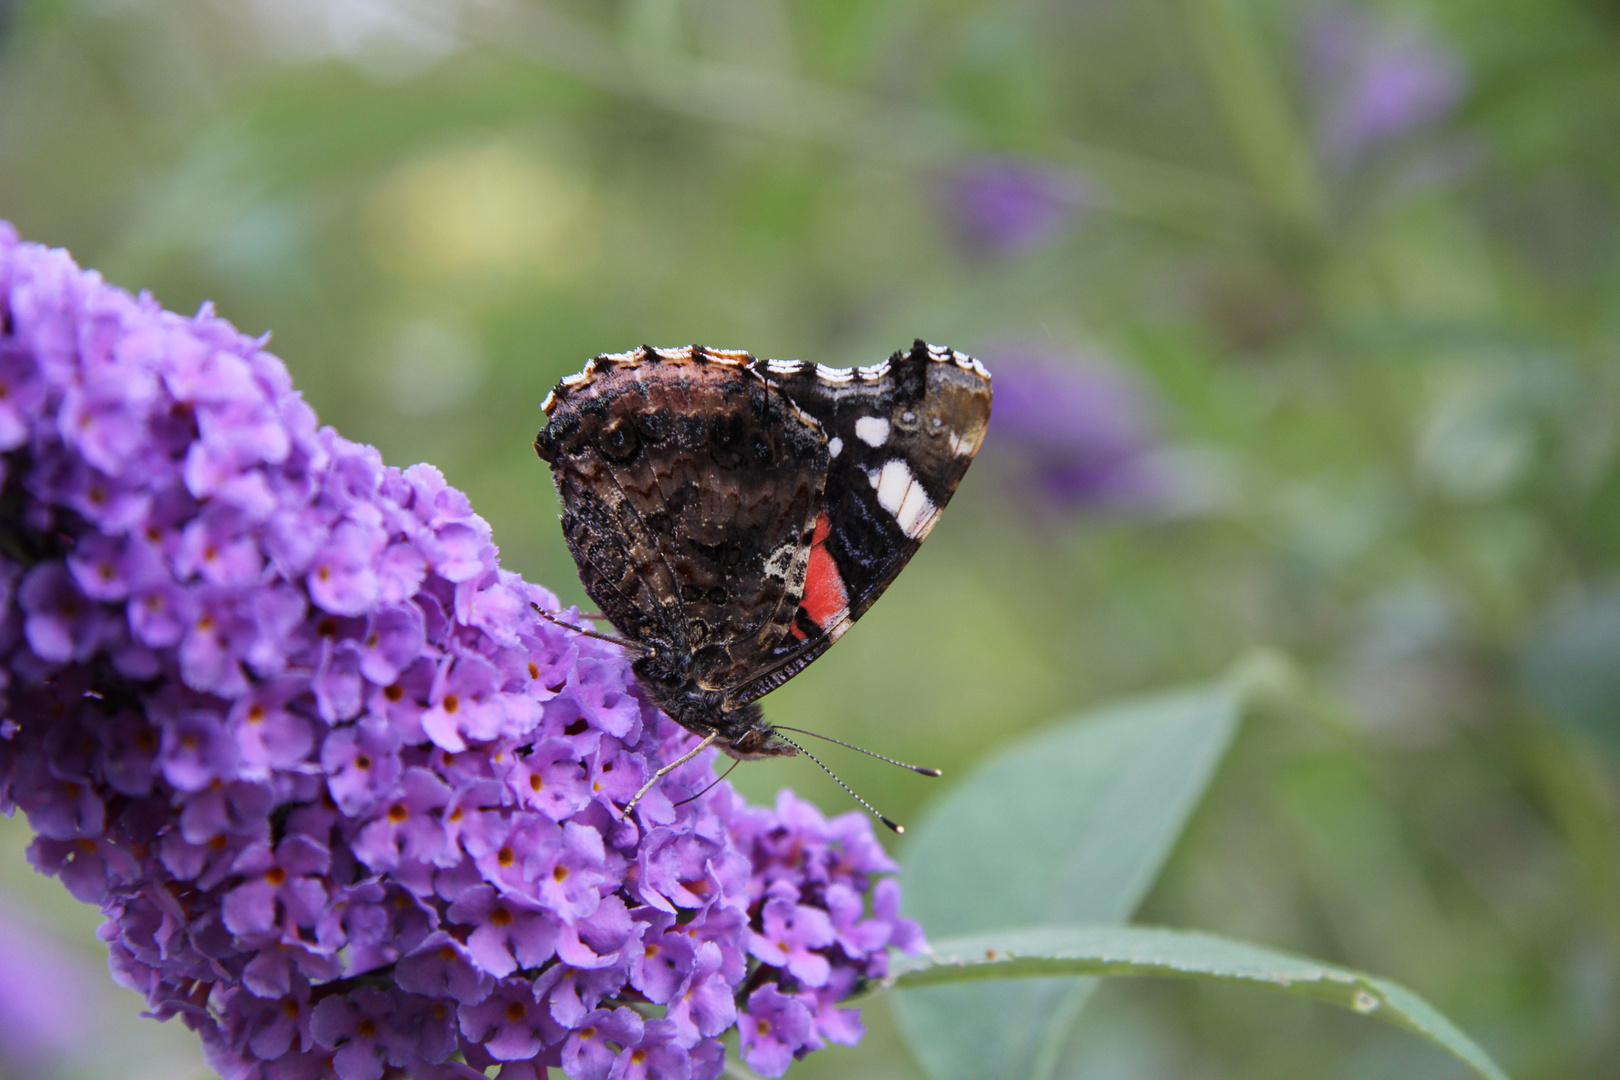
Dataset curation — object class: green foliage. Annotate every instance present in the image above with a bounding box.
[894,683,1241,1080]
[881,678,1505,1080]
[891,926,1507,1080]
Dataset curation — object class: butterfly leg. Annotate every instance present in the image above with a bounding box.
[531,604,647,653]
[624,730,720,818]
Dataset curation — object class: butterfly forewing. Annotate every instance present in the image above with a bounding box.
[728,342,992,704]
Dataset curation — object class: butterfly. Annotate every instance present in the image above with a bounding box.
[533,340,991,824]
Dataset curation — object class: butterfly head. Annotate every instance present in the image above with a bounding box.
[630,654,795,760]
[719,715,798,760]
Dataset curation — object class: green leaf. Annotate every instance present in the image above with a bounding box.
[893,682,1243,1080]
[886,925,1510,1080]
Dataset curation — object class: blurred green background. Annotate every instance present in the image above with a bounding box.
[2,0,1619,1076]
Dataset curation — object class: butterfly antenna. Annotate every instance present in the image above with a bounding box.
[771,725,942,777]
[531,603,647,654]
[673,757,742,808]
[775,734,907,834]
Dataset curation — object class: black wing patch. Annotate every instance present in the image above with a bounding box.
[729,341,992,704]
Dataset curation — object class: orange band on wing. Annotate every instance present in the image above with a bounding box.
[800,512,848,630]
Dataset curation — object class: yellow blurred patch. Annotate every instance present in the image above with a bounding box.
[366,140,594,284]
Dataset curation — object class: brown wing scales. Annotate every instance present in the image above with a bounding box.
[536,348,829,693]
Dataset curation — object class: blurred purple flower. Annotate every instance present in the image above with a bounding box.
[984,345,1172,514]
[0,892,104,1079]
[0,224,922,1080]
[938,156,1092,259]
[1304,2,1468,173]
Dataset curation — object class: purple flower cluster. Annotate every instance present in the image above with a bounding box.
[727,791,923,1076]
[936,156,1092,260]
[0,224,920,1080]
[1303,2,1468,175]
[983,344,1172,516]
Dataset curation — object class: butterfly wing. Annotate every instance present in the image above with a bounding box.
[535,347,829,685]
[728,341,992,704]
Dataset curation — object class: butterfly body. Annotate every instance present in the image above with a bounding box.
[534,340,991,763]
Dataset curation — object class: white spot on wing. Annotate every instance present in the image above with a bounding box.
[767,359,804,375]
[949,431,977,456]
[896,482,935,538]
[868,458,937,539]
[561,369,592,388]
[815,363,855,384]
[869,461,902,509]
[854,416,890,447]
[871,459,907,508]
[857,361,890,381]
[541,390,557,413]
[827,436,843,459]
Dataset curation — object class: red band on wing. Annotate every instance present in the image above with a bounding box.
[800,512,848,630]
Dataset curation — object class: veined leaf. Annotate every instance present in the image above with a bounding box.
[894,682,1243,1080]
[888,925,1508,1080]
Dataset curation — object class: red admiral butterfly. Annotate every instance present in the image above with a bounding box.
[534,340,991,826]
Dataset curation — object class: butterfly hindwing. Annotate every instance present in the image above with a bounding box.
[535,347,830,691]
